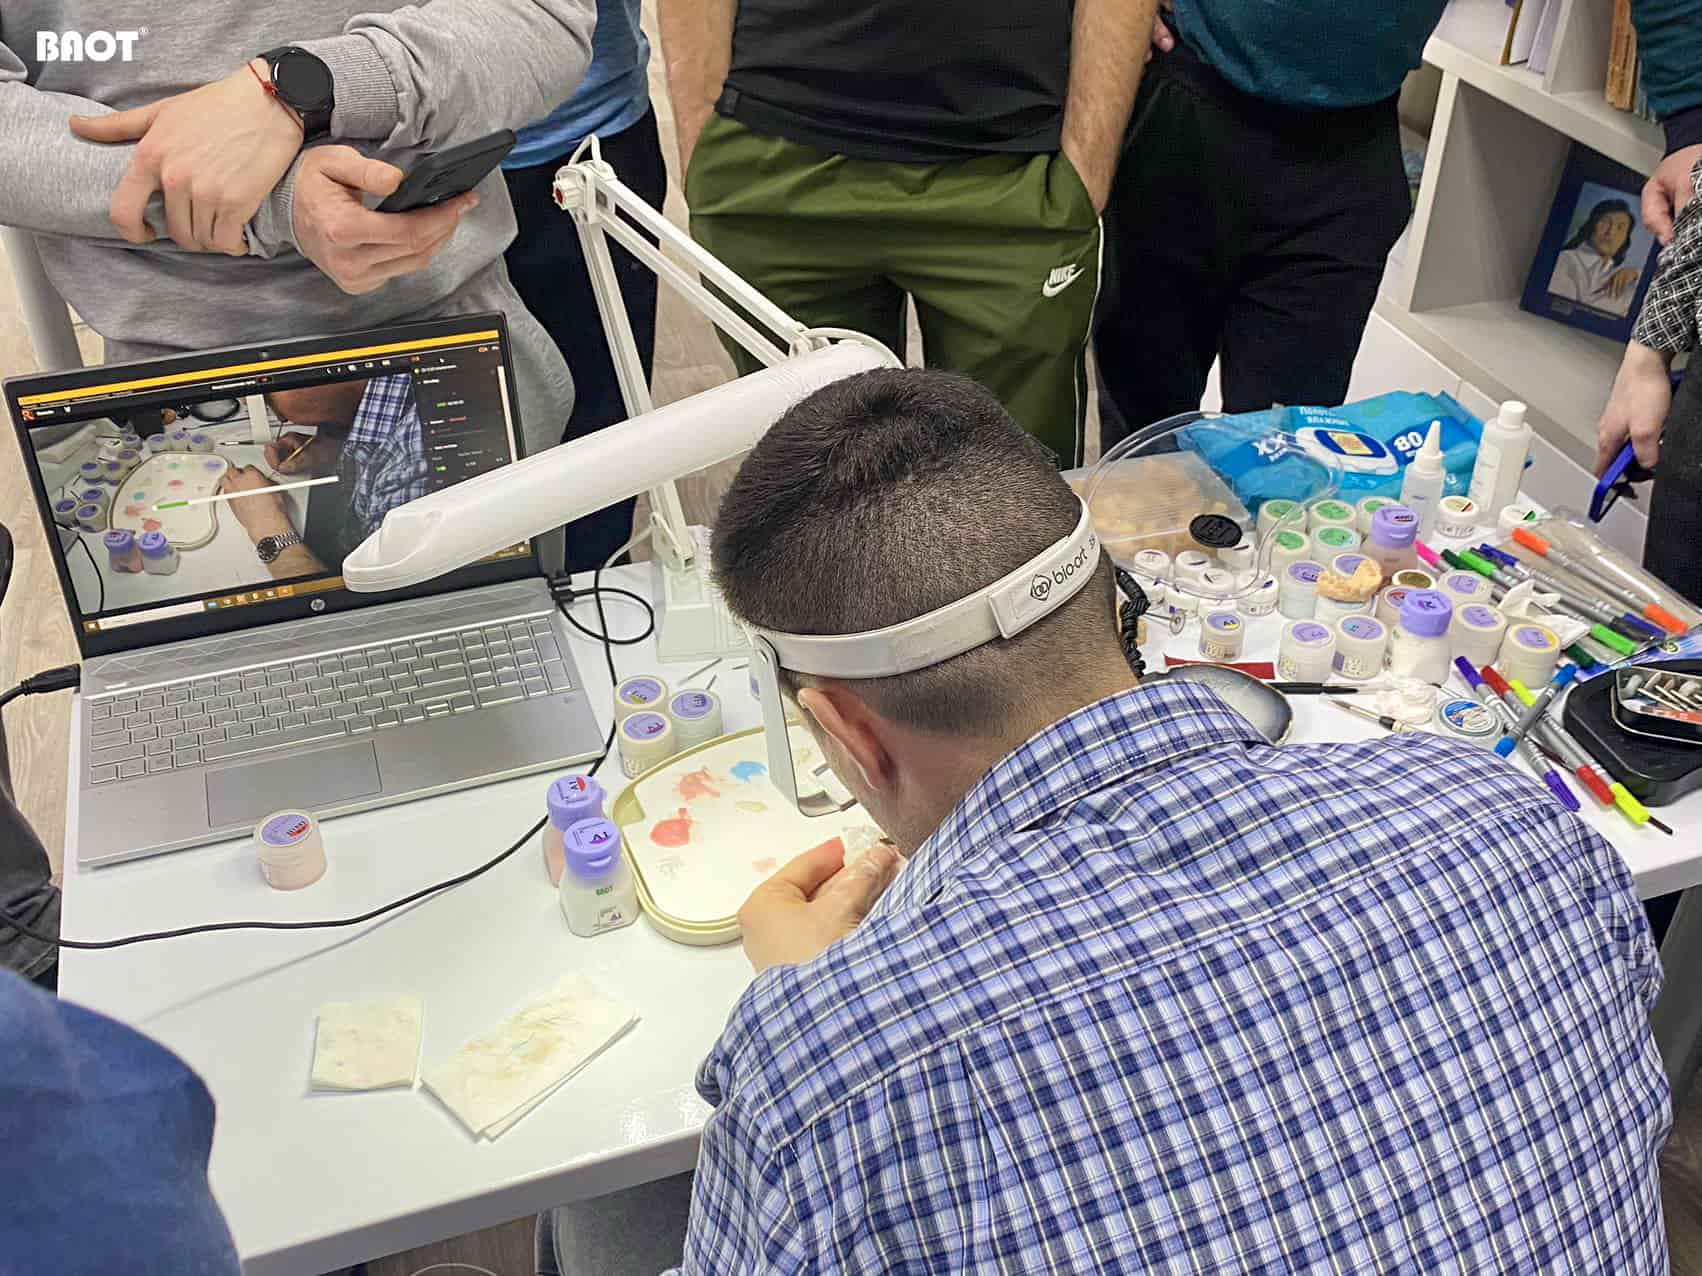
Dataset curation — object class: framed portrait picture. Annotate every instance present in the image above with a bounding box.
[1520,145,1660,342]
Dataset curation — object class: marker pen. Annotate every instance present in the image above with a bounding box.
[1477,664,1580,811]
[1506,678,1665,833]
[1476,545,1650,648]
[1454,656,1518,733]
[1507,664,1577,746]
[1510,527,1685,633]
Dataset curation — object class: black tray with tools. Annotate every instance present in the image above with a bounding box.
[1563,658,1702,806]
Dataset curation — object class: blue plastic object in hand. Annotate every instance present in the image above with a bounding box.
[1591,441,1655,522]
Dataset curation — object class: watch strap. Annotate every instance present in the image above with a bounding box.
[260,47,333,143]
[258,532,304,564]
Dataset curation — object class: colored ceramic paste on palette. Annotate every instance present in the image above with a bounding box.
[110,453,228,548]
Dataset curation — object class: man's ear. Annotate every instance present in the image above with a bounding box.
[797,683,894,793]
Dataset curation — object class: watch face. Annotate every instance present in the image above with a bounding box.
[275,49,333,111]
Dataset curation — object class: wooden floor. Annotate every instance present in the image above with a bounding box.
[2,10,1699,1270]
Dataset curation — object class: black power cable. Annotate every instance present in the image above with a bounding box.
[0,580,653,951]
[1114,566,1151,678]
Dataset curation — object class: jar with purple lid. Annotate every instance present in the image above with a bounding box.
[1333,614,1389,680]
[1448,601,1506,669]
[558,816,638,937]
[1278,559,1324,619]
[541,772,606,886]
[1437,571,1487,606]
[1198,610,1245,662]
[188,433,214,454]
[138,530,179,575]
[1364,504,1419,576]
[103,528,143,573]
[1388,588,1454,683]
[51,497,80,529]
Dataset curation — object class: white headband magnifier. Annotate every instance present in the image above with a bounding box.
[746,498,1101,816]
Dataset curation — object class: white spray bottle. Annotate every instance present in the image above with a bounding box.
[1399,420,1446,540]
[1466,401,1532,527]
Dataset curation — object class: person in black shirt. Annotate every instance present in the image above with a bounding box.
[658,0,1155,470]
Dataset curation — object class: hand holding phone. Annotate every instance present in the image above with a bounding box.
[292,145,483,295]
[375,129,517,214]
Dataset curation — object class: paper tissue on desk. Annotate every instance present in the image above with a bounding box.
[421,975,638,1140]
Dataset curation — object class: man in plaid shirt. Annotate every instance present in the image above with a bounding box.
[221,372,430,575]
[617,368,1667,1274]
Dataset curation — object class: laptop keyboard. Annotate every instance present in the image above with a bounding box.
[84,615,573,785]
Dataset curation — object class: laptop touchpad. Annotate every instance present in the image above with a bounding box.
[205,743,382,829]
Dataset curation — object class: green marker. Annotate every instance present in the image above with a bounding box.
[1589,624,1638,656]
[1564,643,1598,670]
[156,500,188,510]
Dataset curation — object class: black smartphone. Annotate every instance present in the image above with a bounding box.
[375,129,517,214]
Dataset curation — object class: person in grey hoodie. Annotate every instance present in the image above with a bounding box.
[1,2,594,468]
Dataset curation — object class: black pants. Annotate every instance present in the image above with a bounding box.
[503,107,668,574]
[1633,371,1700,949]
[1643,368,1702,607]
[1095,44,1412,448]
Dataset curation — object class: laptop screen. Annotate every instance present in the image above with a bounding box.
[6,315,537,658]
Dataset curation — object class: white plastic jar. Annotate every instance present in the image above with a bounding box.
[558,817,638,937]
[1387,589,1455,684]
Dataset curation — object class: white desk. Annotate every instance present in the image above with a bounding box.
[57,564,1702,1275]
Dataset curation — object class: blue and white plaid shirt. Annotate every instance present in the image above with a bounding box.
[680,680,1669,1273]
[342,374,429,540]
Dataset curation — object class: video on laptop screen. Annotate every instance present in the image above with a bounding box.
[13,322,532,643]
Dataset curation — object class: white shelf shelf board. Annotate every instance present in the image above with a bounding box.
[1424,32,1663,175]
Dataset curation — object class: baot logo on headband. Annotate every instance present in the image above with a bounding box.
[744,499,1101,814]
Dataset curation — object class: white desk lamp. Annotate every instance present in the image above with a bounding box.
[340,146,1119,814]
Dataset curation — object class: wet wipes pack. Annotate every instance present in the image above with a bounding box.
[1182,392,1488,511]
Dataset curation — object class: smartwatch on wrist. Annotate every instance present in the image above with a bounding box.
[258,47,335,142]
[256,532,304,565]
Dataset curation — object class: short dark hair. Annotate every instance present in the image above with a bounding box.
[712,368,1117,733]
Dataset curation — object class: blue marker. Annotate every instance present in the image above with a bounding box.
[1507,663,1577,747]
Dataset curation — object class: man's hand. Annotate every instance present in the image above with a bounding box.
[69,61,303,255]
[1060,0,1157,217]
[265,432,339,477]
[1147,0,1175,63]
[1060,137,1114,217]
[1643,144,1702,246]
[1597,341,1673,474]
[292,147,477,295]
[1606,265,1641,300]
[220,465,296,543]
[737,839,902,974]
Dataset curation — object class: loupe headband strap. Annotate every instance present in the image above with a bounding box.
[753,500,1101,680]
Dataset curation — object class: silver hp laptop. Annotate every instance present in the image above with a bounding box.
[7,314,603,867]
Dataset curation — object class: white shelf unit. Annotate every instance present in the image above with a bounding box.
[1376,0,1666,468]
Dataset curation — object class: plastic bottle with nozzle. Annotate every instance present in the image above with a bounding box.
[1466,401,1532,527]
[1399,421,1446,540]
